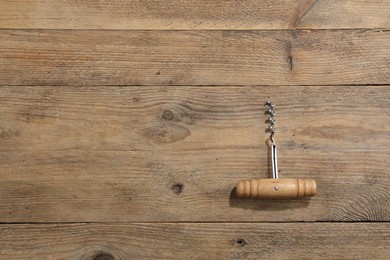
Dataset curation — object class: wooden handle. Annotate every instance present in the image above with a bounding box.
[236,178,316,199]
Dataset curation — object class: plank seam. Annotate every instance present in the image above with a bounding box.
[0,84,389,88]
[0,28,390,31]
[1,221,389,225]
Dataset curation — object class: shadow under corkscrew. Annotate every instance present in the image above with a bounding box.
[229,187,311,211]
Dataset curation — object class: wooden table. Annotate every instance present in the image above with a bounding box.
[0,1,389,259]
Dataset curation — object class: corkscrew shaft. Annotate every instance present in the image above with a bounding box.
[271,142,278,179]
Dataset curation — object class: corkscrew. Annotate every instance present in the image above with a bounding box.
[235,102,316,199]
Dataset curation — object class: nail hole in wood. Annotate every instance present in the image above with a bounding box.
[234,239,247,247]
[93,253,114,260]
[172,183,184,195]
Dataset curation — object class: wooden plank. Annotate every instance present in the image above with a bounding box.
[1,0,389,30]
[1,30,389,86]
[0,85,388,222]
[0,223,389,259]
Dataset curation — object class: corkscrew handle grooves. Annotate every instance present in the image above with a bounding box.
[236,178,316,199]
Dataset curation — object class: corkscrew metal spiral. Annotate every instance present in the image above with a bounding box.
[265,101,278,179]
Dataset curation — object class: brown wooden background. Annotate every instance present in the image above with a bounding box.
[0,1,389,259]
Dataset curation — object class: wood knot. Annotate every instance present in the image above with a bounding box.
[93,253,114,260]
[143,123,190,144]
[162,110,174,120]
[234,239,247,247]
[172,183,184,195]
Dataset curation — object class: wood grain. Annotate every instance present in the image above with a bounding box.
[1,29,389,86]
[1,0,389,29]
[0,85,388,222]
[0,223,389,259]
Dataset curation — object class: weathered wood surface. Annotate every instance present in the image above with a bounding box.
[0,223,389,259]
[1,0,390,30]
[0,85,388,222]
[1,1,389,258]
[1,29,390,86]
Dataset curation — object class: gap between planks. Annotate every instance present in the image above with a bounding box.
[0,221,389,225]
